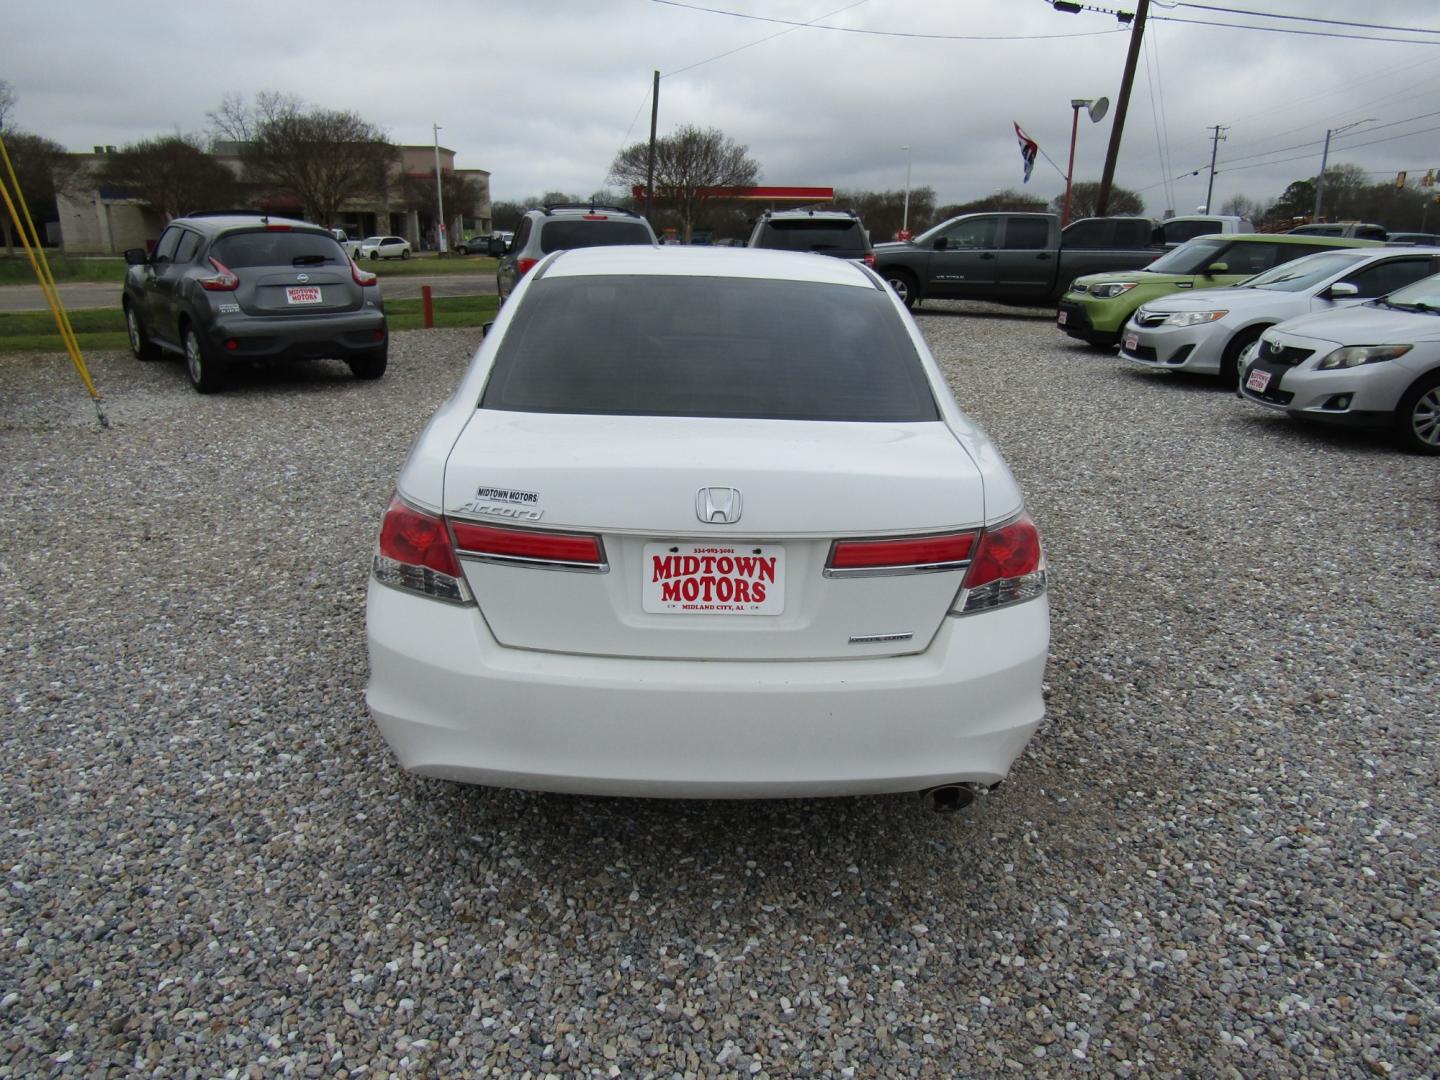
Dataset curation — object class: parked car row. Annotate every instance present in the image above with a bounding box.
[1076,240,1440,455]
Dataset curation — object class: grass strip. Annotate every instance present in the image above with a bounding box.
[0,295,498,353]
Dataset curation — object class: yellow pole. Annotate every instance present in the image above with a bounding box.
[0,131,108,427]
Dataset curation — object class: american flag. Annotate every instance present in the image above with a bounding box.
[1014,123,1038,184]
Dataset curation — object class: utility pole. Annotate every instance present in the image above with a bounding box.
[1095,0,1149,217]
[645,70,659,222]
[432,123,446,254]
[1204,124,1228,212]
[1311,119,1375,221]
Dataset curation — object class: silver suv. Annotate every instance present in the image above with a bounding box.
[496,204,657,300]
[747,208,874,267]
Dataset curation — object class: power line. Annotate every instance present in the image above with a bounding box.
[1161,2,1440,37]
[1149,14,1440,46]
[649,0,1127,40]
[664,0,870,78]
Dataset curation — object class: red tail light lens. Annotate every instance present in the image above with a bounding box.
[957,513,1046,613]
[864,253,876,267]
[582,214,609,220]
[451,521,605,568]
[516,256,539,277]
[827,532,977,574]
[373,495,469,603]
[199,257,238,291]
[264,224,294,231]
[351,258,377,286]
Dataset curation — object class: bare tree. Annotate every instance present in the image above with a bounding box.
[209,93,396,226]
[835,186,939,240]
[0,80,15,132]
[609,125,759,242]
[1050,182,1143,219]
[96,134,244,222]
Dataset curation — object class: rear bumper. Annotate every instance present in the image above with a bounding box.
[209,310,387,362]
[365,579,1049,798]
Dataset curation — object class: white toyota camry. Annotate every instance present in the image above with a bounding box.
[365,246,1049,807]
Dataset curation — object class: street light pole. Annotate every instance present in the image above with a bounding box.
[902,145,912,236]
[1312,118,1375,221]
[1063,101,1085,228]
[433,123,447,254]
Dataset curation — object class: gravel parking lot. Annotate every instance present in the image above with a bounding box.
[1,309,1435,1077]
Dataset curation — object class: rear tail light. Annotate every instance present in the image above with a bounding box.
[582,214,609,220]
[955,513,1046,614]
[516,256,539,277]
[264,224,294,231]
[826,532,977,575]
[864,253,876,267]
[373,495,470,603]
[198,257,239,291]
[451,521,606,571]
[351,258,377,286]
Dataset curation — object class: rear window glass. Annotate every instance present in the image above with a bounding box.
[212,231,346,268]
[538,220,653,253]
[481,276,938,422]
[754,219,868,253]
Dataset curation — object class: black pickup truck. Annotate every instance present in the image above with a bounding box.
[873,212,1163,309]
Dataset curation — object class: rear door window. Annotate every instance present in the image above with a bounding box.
[212,231,347,268]
[538,220,654,253]
[1342,256,1437,297]
[174,230,202,264]
[482,276,938,422]
[1002,218,1051,250]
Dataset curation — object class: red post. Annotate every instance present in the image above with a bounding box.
[1062,104,1082,228]
[421,284,434,329]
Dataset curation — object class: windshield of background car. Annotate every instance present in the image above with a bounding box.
[212,231,347,268]
[1378,272,1440,311]
[1145,237,1229,274]
[1244,252,1368,292]
[481,275,939,422]
[538,221,654,253]
[756,220,867,253]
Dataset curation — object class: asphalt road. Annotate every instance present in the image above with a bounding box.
[0,273,497,313]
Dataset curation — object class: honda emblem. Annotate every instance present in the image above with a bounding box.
[696,487,742,524]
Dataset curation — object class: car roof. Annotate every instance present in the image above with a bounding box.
[174,213,322,235]
[761,208,860,221]
[538,245,881,287]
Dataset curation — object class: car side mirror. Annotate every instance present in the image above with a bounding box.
[123,248,149,266]
[1326,282,1359,299]
[1205,261,1228,276]
[481,321,494,339]
[933,237,948,251]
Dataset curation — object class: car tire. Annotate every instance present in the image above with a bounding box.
[883,268,918,310]
[348,345,388,381]
[124,302,158,361]
[370,251,380,261]
[401,249,410,260]
[183,325,227,394]
[1220,326,1267,387]
[1394,370,1440,455]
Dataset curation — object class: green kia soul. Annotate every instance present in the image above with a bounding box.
[1056,233,1383,347]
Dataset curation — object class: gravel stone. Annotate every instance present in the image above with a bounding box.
[0,312,1434,1078]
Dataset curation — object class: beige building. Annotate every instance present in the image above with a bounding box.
[56,143,491,254]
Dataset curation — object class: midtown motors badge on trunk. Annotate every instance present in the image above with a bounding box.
[454,485,544,521]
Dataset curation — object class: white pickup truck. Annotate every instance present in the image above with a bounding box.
[330,229,363,260]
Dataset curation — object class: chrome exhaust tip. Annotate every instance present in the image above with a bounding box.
[918,782,983,813]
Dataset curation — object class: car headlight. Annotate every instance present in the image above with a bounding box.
[1089,282,1137,300]
[1316,344,1412,370]
[1163,310,1228,327]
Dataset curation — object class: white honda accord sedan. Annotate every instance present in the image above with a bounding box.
[365,246,1049,805]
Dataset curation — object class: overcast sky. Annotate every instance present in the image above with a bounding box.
[5,0,1440,217]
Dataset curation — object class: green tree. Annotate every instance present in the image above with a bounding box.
[1,130,78,255]
[934,189,1048,220]
[609,125,759,242]
[96,134,243,222]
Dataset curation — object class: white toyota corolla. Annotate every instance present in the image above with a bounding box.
[365,246,1049,807]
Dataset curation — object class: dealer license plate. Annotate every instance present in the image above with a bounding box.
[642,542,785,615]
[286,286,323,305]
[1057,311,1068,326]
[1123,333,1139,353]
[1246,369,1272,393]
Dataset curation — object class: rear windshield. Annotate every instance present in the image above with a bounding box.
[538,220,653,253]
[481,275,938,422]
[754,220,868,253]
[212,231,346,268]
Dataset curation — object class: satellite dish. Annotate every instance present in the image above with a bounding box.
[1088,97,1110,124]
